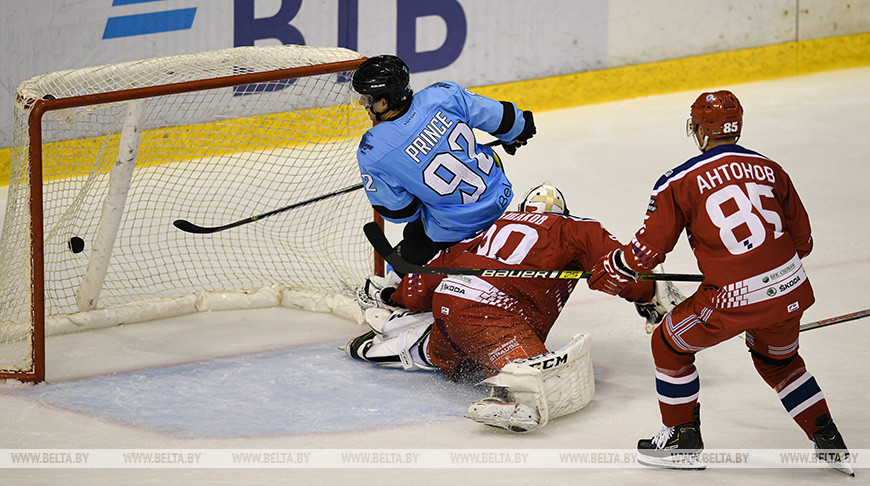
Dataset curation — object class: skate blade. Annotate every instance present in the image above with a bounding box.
[637,451,706,470]
[829,461,855,477]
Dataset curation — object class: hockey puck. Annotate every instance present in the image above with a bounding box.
[68,236,85,253]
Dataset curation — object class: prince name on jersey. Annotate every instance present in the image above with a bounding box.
[357,81,529,243]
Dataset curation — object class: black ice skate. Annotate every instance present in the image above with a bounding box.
[342,330,376,361]
[637,403,705,470]
[812,413,855,477]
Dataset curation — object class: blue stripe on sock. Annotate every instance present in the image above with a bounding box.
[656,376,700,401]
[781,376,821,413]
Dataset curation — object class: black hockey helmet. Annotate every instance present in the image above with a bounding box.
[351,55,413,109]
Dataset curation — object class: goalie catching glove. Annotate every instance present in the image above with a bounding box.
[356,271,402,311]
[635,277,687,333]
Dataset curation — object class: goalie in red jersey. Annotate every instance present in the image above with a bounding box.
[586,90,852,474]
[345,183,681,432]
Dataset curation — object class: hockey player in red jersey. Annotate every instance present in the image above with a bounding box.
[392,184,653,377]
[587,90,852,474]
[346,183,681,432]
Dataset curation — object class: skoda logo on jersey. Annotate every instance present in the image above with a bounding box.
[439,283,465,295]
[767,288,777,297]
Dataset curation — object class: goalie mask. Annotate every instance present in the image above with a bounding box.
[351,55,413,117]
[687,90,743,151]
[518,183,569,215]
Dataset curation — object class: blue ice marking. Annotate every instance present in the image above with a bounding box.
[12,341,482,438]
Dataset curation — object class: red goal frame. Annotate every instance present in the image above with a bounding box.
[5,58,383,383]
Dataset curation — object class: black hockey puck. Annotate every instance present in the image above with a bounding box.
[68,236,85,253]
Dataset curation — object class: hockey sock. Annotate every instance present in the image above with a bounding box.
[751,351,830,439]
[652,326,699,427]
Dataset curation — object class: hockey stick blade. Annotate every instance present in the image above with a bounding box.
[363,222,703,281]
[799,308,870,332]
[174,183,365,234]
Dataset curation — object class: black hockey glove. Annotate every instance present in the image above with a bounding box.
[503,110,536,155]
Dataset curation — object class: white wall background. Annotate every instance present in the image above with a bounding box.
[1,0,867,147]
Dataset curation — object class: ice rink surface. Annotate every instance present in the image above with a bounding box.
[1,67,868,485]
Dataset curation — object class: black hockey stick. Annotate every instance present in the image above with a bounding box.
[173,141,505,235]
[799,308,869,333]
[174,183,364,234]
[363,222,705,282]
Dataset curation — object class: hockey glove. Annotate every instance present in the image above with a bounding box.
[587,248,637,296]
[356,271,402,311]
[635,279,687,333]
[503,110,536,156]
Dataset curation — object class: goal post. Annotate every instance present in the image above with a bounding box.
[1,45,383,383]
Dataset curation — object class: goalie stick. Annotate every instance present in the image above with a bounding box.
[363,222,705,282]
[173,140,506,234]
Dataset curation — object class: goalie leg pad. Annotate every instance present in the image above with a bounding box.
[360,316,437,372]
[365,308,435,337]
[465,393,540,433]
[469,333,594,429]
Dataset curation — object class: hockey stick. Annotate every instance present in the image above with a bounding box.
[173,141,505,234]
[363,222,705,282]
[799,308,870,333]
[173,183,364,234]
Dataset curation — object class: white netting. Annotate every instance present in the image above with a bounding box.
[1,45,373,377]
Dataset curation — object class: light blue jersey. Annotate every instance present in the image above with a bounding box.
[357,81,528,242]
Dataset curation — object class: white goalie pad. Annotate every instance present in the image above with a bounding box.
[364,311,437,371]
[363,307,393,332]
[473,333,594,429]
[364,308,434,337]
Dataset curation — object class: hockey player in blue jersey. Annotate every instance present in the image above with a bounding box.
[351,55,536,267]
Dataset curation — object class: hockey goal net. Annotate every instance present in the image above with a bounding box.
[1,45,380,382]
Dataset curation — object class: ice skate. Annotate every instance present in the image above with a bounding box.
[812,413,855,476]
[341,330,377,361]
[637,403,705,470]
